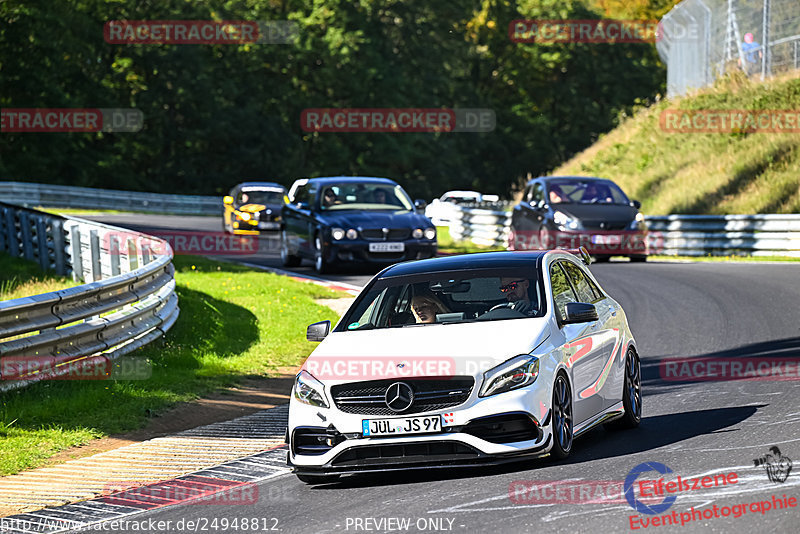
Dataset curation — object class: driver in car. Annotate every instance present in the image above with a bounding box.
[499,277,535,316]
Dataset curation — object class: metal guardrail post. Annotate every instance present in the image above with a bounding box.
[89,229,101,281]
[5,208,19,257]
[52,219,66,275]
[109,234,121,276]
[19,211,34,261]
[69,224,83,282]
[35,216,49,271]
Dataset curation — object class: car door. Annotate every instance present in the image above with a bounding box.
[550,260,605,425]
[560,261,620,412]
[511,182,545,250]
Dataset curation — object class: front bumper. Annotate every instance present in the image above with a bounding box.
[323,239,438,264]
[288,384,553,473]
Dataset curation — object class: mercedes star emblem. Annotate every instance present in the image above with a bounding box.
[385,382,414,412]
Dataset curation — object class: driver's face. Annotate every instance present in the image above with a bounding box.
[500,277,529,302]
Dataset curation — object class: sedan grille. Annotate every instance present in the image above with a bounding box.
[580,220,629,231]
[330,377,474,416]
[360,228,411,240]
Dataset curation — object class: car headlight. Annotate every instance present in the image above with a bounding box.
[553,210,582,230]
[628,212,646,230]
[237,212,251,221]
[346,228,358,240]
[424,227,437,240]
[479,355,540,397]
[331,227,345,240]
[293,370,329,408]
[412,228,424,239]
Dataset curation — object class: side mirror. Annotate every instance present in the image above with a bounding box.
[562,302,598,324]
[223,195,234,205]
[414,199,427,211]
[631,200,642,209]
[306,320,330,342]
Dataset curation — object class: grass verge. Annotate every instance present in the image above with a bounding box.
[436,226,505,255]
[0,254,77,300]
[0,255,347,476]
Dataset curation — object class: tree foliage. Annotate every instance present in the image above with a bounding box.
[1,0,668,199]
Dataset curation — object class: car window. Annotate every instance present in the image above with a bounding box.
[561,261,599,303]
[320,183,413,211]
[547,179,630,205]
[550,262,578,319]
[293,184,310,205]
[528,183,544,204]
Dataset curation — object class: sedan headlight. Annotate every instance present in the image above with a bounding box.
[293,370,329,408]
[479,355,540,397]
[553,210,583,230]
[424,227,437,240]
[628,212,646,230]
[331,227,345,240]
[346,228,358,240]
[412,228,424,239]
[237,212,251,221]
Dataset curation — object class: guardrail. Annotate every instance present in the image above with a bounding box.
[0,181,220,215]
[0,202,179,392]
[443,203,800,257]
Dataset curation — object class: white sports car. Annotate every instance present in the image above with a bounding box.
[288,248,641,483]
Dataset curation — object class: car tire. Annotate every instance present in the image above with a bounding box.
[550,372,573,460]
[314,235,332,274]
[629,255,647,262]
[593,255,611,263]
[605,347,642,430]
[280,230,301,267]
[296,473,340,485]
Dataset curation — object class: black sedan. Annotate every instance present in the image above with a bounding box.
[510,176,649,262]
[280,177,437,273]
[223,182,286,235]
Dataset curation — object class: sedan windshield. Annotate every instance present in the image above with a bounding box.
[320,183,413,211]
[547,180,630,205]
[337,268,544,331]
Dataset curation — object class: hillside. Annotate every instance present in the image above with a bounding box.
[552,71,800,215]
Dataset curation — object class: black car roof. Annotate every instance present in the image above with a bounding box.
[236,181,286,190]
[300,176,398,186]
[380,251,548,278]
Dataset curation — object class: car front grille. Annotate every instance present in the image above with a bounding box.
[360,228,411,240]
[330,441,480,467]
[580,220,630,231]
[330,377,474,416]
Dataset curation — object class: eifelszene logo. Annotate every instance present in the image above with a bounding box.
[754,446,793,483]
[624,462,676,515]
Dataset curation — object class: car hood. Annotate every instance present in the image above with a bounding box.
[553,203,638,223]
[319,210,431,228]
[302,318,550,385]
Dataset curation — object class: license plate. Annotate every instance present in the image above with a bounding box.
[257,222,279,230]
[369,242,405,252]
[362,415,442,437]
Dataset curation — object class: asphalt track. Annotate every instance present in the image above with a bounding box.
[75,214,800,533]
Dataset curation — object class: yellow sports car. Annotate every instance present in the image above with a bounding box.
[223,182,287,235]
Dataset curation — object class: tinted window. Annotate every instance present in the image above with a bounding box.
[293,184,310,205]
[529,183,544,203]
[547,179,630,205]
[561,261,598,303]
[320,183,413,211]
[550,262,578,318]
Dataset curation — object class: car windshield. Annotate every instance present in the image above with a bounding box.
[239,190,284,205]
[320,183,413,211]
[547,180,630,205]
[336,268,544,331]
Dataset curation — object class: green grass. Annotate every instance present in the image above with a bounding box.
[554,71,800,215]
[436,226,505,255]
[0,255,346,476]
[0,254,77,300]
